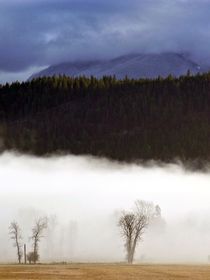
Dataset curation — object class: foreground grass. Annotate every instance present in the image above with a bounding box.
[0,264,210,280]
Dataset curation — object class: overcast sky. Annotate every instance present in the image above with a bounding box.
[1,0,210,83]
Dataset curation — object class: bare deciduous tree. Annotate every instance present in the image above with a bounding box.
[30,217,48,264]
[9,222,23,264]
[118,200,157,264]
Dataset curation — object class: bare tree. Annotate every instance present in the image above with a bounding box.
[30,217,48,264]
[9,222,23,264]
[118,200,157,264]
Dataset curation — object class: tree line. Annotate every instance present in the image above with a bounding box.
[9,200,162,264]
[0,73,210,166]
[9,217,48,264]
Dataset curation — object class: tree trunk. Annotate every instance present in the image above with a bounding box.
[33,243,37,264]
[130,238,138,264]
[126,238,133,264]
[15,237,21,264]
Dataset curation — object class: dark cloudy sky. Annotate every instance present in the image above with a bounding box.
[0,0,210,83]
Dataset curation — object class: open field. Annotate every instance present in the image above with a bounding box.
[0,264,210,280]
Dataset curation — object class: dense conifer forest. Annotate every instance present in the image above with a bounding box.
[0,73,210,166]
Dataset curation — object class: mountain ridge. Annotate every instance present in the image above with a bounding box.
[29,52,202,80]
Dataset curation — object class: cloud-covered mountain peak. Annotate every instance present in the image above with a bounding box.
[29,52,202,80]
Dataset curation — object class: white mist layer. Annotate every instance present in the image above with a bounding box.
[0,152,210,263]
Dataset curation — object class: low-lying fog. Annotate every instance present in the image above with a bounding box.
[1,152,210,264]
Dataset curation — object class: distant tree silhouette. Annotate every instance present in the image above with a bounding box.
[27,251,39,264]
[9,222,23,264]
[118,200,157,264]
[30,217,48,264]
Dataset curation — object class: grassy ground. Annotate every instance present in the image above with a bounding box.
[0,264,210,280]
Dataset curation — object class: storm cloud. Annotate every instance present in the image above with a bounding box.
[1,0,210,81]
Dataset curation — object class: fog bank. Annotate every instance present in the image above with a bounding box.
[1,152,210,263]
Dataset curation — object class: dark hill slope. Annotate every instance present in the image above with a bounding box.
[0,74,210,168]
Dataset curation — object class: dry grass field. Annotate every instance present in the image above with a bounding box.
[0,264,210,280]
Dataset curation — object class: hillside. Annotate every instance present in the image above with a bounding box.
[0,73,210,168]
[29,52,202,80]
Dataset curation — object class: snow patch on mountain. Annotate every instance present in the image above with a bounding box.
[29,52,202,80]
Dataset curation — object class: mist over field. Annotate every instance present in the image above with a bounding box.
[1,153,210,264]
